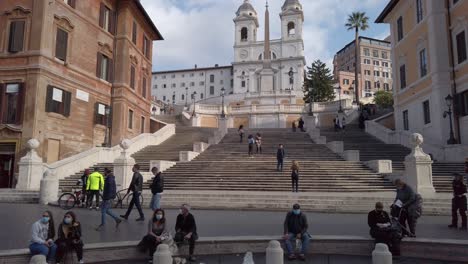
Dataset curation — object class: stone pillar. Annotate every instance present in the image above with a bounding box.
[404,133,436,196]
[193,142,209,153]
[266,240,283,264]
[17,139,44,190]
[278,114,286,128]
[304,115,317,131]
[191,115,199,127]
[153,244,172,264]
[372,243,392,264]
[113,139,136,189]
[39,170,59,205]
[219,117,228,134]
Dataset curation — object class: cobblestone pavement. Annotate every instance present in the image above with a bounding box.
[93,254,464,264]
[1,203,467,251]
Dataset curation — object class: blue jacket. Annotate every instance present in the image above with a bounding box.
[102,174,117,200]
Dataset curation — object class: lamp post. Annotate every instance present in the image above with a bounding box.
[220,87,226,118]
[338,86,343,113]
[185,87,188,107]
[191,91,197,117]
[308,86,313,116]
[443,95,458,145]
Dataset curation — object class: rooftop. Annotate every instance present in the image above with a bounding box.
[152,65,233,75]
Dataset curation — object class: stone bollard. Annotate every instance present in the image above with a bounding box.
[29,254,47,264]
[113,139,136,189]
[17,139,44,190]
[266,240,283,264]
[39,170,59,205]
[153,244,173,264]
[372,243,392,264]
[404,133,435,196]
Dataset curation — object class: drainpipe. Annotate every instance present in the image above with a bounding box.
[446,0,461,143]
[109,1,120,147]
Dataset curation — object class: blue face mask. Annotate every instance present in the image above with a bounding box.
[293,209,301,215]
[63,217,72,225]
[41,217,50,224]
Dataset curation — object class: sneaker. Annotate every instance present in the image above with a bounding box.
[148,260,153,264]
[298,254,306,261]
[136,217,145,222]
[448,224,458,229]
[287,254,296,260]
[95,207,99,210]
[460,226,467,231]
[115,219,122,229]
[95,225,104,231]
[89,207,93,210]
[79,260,85,264]
[120,215,128,220]
[188,256,197,262]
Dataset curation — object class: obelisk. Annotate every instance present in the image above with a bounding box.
[259,1,275,92]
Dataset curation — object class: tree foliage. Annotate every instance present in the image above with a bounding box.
[303,60,335,103]
[373,90,394,108]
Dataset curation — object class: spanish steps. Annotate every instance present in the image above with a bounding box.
[318,124,464,193]
[142,128,395,192]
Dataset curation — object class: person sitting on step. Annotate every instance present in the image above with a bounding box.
[174,204,198,262]
[138,209,171,263]
[29,211,57,263]
[283,203,311,261]
[55,211,84,264]
[368,202,401,256]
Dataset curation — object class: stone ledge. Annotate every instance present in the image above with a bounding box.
[1,236,467,263]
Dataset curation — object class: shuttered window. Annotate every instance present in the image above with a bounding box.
[55,28,68,61]
[397,16,403,41]
[140,116,145,133]
[399,65,406,89]
[128,109,134,129]
[99,3,115,34]
[132,21,137,44]
[142,77,147,98]
[63,0,76,8]
[0,83,25,124]
[130,66,136,89]
[143,36,150,58]
[456,31,467,64]
[8,21,25,53]
[45,86,71,117]
[96,53,113,82]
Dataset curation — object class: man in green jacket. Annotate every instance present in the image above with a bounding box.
[86,167,104,210]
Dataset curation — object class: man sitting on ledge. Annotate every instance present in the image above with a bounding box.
[283,203,311,261]
[368,202,401,256]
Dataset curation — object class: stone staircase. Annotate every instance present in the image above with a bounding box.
[319,124,464,193]
[143,128,394,192]
[0,189,39,203]
[58,126,216,192]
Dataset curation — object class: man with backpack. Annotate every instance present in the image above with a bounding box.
[150,167,164,211]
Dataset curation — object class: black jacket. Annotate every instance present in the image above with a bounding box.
[175,213,197,235]
[150,172,164,195]
[57,222,82,242]
[368,210,390,231]
[81,173,88,188]
[277,149,285,160]
[102,174,117,200]
[283,212,308,235]
[128,172,143,193]
[453,180,467,196]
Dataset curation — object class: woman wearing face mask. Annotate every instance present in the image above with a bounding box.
[55,211,84,264]
[138,209,170,262]
[29,211,57,262]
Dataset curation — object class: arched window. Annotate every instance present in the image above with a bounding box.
[287,22,295,36]
[258,52,277,60]
[241,27,248,41]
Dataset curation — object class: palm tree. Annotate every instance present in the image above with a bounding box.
[345,12,369,105]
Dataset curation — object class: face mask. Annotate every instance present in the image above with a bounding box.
[156,214,163,220]
[293,209,300,215]
[41,217,50,224]
[64,217,72,225]
[179,209,183,214]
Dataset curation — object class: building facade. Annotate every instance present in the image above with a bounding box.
[376,0,468,160]
[152,65,233,106]
[333,36,393,104]
[0,0,162,188]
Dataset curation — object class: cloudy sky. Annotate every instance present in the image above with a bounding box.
[140,0,390,71]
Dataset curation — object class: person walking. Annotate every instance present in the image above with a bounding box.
[292,121,297,132]
[283,204,310,261]
[448,173,467,230]
[150,167,164,211]
[55,211,84,264]
[298,118,305,132]
[86,167,104,210]
[29,211,57,262]
[341,117,346,131]
[79,169,90,208]
[174,204,198,262]
[276,144,286,172]
[96,168,121,230]
[247,135,255,158]
[255,133,262,154]
[392,179,417,237]
[290,161,299,192]
[138,209,170,262]
[238,125,244,143]
[358,113,366,130]
[121,164,145,221]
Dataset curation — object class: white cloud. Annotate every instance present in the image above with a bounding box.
[141,0,389,71]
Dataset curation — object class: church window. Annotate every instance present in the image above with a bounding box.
[241,27,248,42]
[287,22,296,36]
[241,81,246,88]
[210,86,215,95]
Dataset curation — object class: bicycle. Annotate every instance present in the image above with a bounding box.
[114,188,144,209]
[58,181,106,210]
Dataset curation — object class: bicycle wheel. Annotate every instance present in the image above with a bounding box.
[125,192,144,207]
[58,193,76,210]
[115,190,127,209]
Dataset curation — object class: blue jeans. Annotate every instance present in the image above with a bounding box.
[29,242,57,261]
[124,191,144,219]
[150,193,162,211]
[284,233,310,255]
[101,199,119,225]
[277,159,284,171]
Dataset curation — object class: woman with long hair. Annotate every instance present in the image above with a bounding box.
[138,209,170,262]
[29,211,57,262]
[56,211,84,264]
[291,161,300,192]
